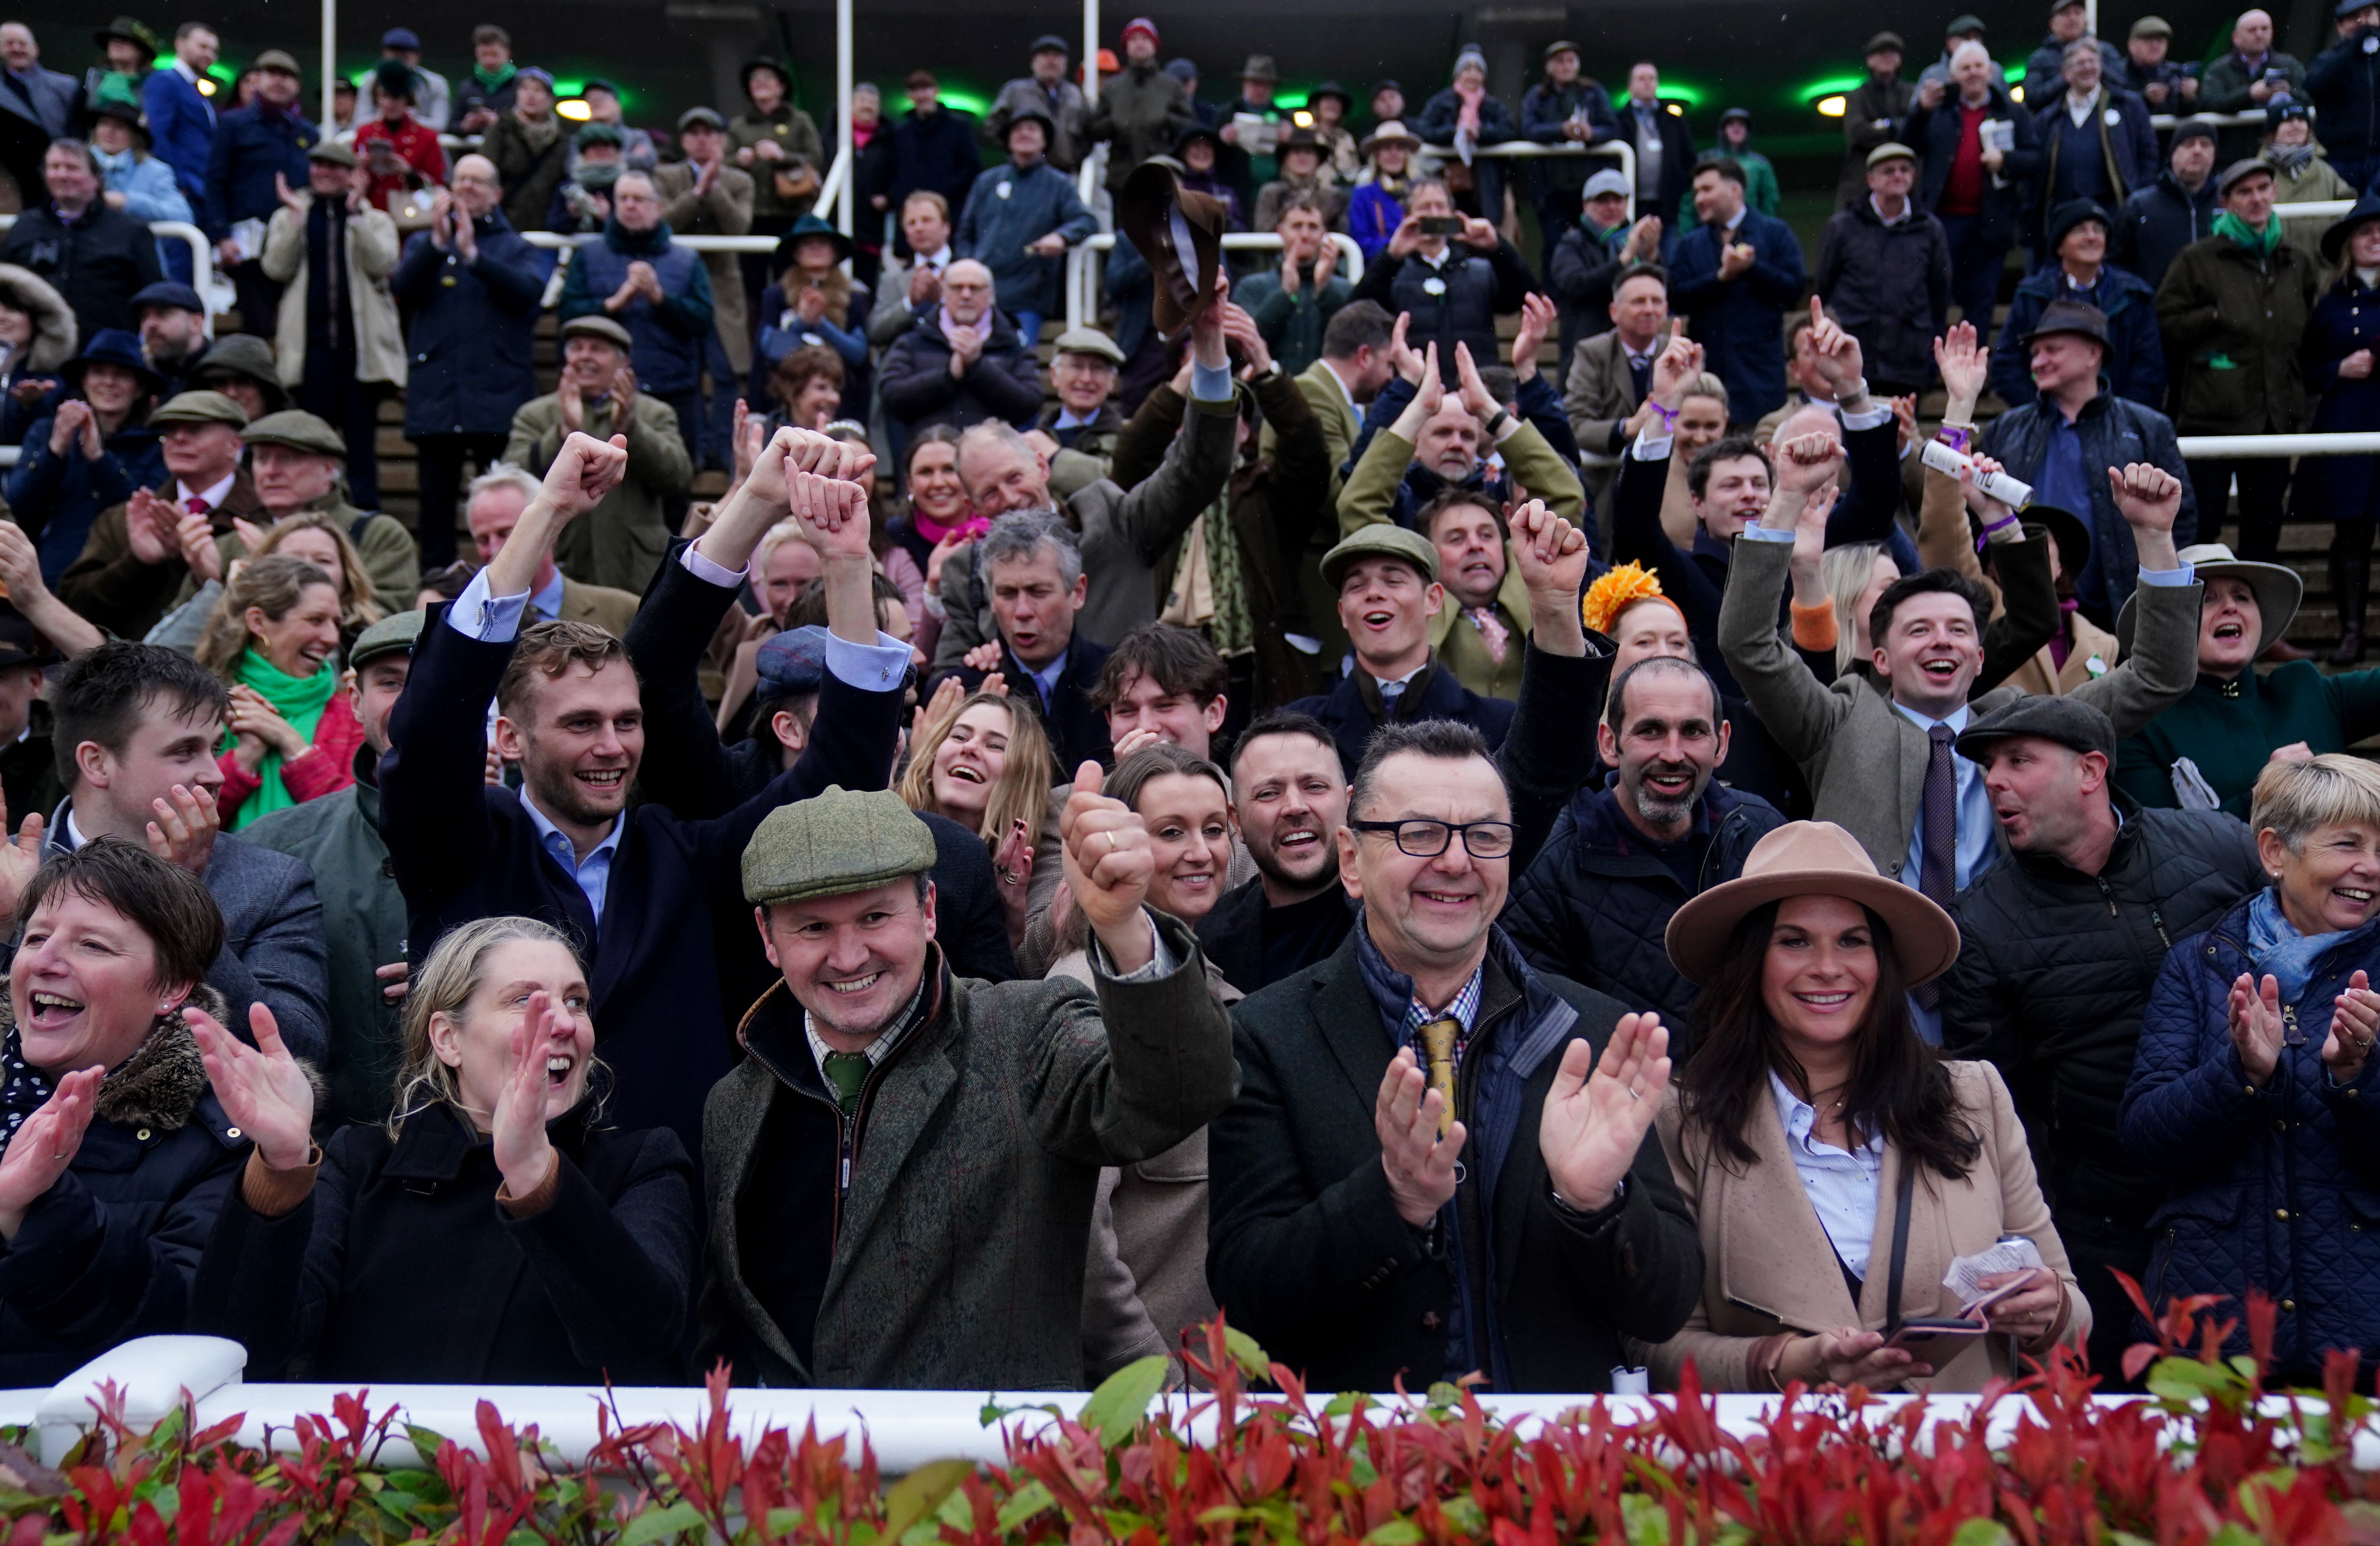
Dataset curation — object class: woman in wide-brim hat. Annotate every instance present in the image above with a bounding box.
[756,213,870,407]
[2299,192,2380,665]
[2105,539,2380,821]
[8,328,163,586]
[1640,820,2084,1395]
[1305,80,1360,182]
[1348,121,1421,262]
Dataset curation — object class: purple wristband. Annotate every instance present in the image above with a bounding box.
[1647,402,1679,433]
[1974,510,2021,555]
[1937,425,1972,453]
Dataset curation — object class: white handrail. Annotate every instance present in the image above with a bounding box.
[2176,431,2380,457]
[816,143,850,228]
[517,232,785,251]
[0,216,218,320]
[2147,109,2298,129]
[1063,231,1365,332]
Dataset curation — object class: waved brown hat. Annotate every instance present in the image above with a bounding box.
[1663,821,1960,986]
[1118,158,1223,342]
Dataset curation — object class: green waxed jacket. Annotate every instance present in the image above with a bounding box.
[504,390,691,595]
[2116,661,2380,819]
[238,759,407,1126]
[698,913,1238,1390]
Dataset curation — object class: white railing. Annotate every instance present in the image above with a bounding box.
[16,1337,2380,1473]
[0,216,217,319]
[2147,109,2298,130]
[2177,431,2380,457]
[1064,231,1365,333]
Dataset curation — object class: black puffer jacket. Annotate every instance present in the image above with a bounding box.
[1940,800,2261,1227]
[1503,777,1785,1052]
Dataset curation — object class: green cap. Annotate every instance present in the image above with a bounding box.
[1052,326,1125,364]
[150,390,251,429]
[1321,523,1439,590]
[743,785,939,906]
[241,409,344,456]
[349,609,426,669]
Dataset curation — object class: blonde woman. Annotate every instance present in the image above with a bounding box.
[189,915,698,1383]
[194,555,361,829]
[899,686,1055,942]
[248,511,387,640]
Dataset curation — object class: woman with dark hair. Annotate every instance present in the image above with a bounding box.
[0,840,240,1385]
[189,915,698,1383]
[1645,820,2084,1392]
[194,554,360,830]
[766,343,845,433]
[884,426,984,664]
[1048,742,1239,1379]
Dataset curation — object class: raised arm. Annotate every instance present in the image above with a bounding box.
[1720,433,1856,766]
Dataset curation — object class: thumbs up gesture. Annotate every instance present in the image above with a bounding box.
[1059,759,1157,972]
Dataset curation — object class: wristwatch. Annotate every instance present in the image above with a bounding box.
[1483,409,1512,438]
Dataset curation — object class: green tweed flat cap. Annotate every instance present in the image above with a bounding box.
[349,609,426,669]
[241,409,345,456]
[1321,523,1439,589]
[150,391,250,428]
[1052,326,1125,364]
[744,785,938,906]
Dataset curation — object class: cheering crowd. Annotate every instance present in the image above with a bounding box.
[0,4,2373,1400]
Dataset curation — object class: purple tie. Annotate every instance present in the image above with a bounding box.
[1915,724,1957,1010]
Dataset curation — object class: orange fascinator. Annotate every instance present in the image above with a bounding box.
[1579,562,1682,637]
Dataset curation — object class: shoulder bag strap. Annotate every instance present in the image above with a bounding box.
[1883,1157,1916,1334]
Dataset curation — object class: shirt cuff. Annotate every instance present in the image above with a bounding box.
[2137,562,2195,588]
[1188,358,1234,403]
[680,543,746,587]
[445,568,531,642]
[1101,910,1178,981]
[1738,524,1796,544]
[1839,401,1894,433]
[1630,429,1673,461]
[823,630,914,691]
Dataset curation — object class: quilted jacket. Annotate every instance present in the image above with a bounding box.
[1941,801,2262,1230]
[2118,892,2380,1385]
[1503,777,1784,1054]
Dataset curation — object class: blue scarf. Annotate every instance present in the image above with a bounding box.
[2247,887,2380,1007]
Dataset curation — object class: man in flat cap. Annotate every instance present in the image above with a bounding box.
[211,409,418,616]
[60,389,273,639]
[1939,693,2260,1385]
[1029,327,1127,486]
[700,758,1237,1388]
[380,425,907,1166]
[205,47,318,339]
[503,314,693,594]
[1837,31,1916,209]
[653,107,755,473]
[243,608,425,1126]
[986,35,1092,174]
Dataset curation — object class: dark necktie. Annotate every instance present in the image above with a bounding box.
[1915,724,1957,1010]
[822,1050,870,1113]
[1627,352,1652,401]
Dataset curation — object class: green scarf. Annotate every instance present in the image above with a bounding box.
[471,62,518,94]
[2214,209,2282,256]
[224,646,335,829]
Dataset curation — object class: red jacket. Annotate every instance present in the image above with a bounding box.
[353,115,448,209]
[217,691,364,819]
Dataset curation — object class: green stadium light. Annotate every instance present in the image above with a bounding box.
[938,88,991,116]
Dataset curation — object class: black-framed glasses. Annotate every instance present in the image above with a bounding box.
[1348,818,1518,859]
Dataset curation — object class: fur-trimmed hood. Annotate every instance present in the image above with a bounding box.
[0,980,228,1132]
[0,265,77,376]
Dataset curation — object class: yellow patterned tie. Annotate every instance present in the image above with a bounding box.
[1416,1017,1460,1137]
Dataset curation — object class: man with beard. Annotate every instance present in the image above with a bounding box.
[1196,711,1356,991]
[1940,693,2259,1385]
[1504,654,1784,1052]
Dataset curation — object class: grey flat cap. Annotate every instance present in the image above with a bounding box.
[1955,694,2117,762]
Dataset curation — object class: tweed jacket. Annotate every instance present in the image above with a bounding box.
[503,391,691,594]
[1564,328,1652,463]
[1281,357,1361,503]
[698,915,1238,1389]
[260,197,408,387]
[1644,1060,2088,1392]
[651,161,757,376]
[1717,533,2201,876]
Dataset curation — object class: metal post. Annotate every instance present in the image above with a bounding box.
[320,0,337,129]
[834,0,853,236]
[1082,0,1099,108]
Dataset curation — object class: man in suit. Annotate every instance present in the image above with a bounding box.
[142,23,217,228]
[0,25,79,144]
[1667,155,1805,427]
[1196,711,1356,992]
[203,49,316,339]
[465,463,640,637]
[1287,300,1394,503]
[1564,264,1666,513]
[938,512,1116,773]
[1617,62,1695,255]
[379,427,908,1164]
[12,640,329,1065]
[1207,704,1703,1392]
[1719,424,2202,1039]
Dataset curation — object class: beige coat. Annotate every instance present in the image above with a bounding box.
[1644,1059,2088,1393]
[1055,950,1241,1382]
[1913,463,2123,697]
[260,197,406,388]
[651,160,757,375]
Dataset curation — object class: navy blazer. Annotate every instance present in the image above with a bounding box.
[204,106,318,238]
[1667,207,1807,423]
[377,585,906,1160]
[1289,658,1516,780]
[391,213,544,439]
[142,67,216,210]
[934,636,1115,775]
